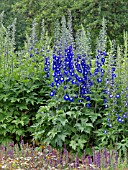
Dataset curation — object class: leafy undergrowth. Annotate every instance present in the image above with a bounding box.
[0,142,128,170]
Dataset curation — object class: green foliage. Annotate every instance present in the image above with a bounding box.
[94,33,128,153]
[32,97,102,153]
[0,67,50,145]
[0,17,52,145]
[0,8,127,157]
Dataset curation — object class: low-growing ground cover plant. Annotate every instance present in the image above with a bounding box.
[0,142,128,170]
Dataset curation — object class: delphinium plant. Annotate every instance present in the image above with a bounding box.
[96,32,128,154]
[0,13,53,145]
[32,16,109,156]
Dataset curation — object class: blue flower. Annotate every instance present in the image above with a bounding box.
[117,117,123,123]
[86,96,90,101]
[112,74,116,79]
[104,130,107,134]
[29,46,33,51]
[72,79,76,84]
[77,69,82,73]
[97,78,102,83]
[44,67,49,72]
[107,118,110,122]
[122,113,127,118]
[64,70,68,75]
[56,82,60,88]
[50,91,55,97]
[109,94,113,98]
[104,99,107,103]
[69,97,74,102]
[77,77,83,82]
[112,67,115,72]
[96,55,100,59]
[70,72,74,76]
[86,103,91,108]
[101,58,105,64]
[54,77,59,82]
[30,54,33,57]
[97,63,102,67]
[108,123,112,128]
[79,99,82,103]
[66,77,72,82]
[101,69,105,73]
[64,94,69,101]
[115,94,120,98]
[50,82,54,87]
[77,54,81,59]
[60,77,64,82]
[64,86,67,90]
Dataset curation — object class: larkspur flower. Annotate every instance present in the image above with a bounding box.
[30,53,33,57]
[72,79,76,84]
[64,94,69,101]
[108,123,112,128]
[104,130,107,134]
[97,78,102,83]
[69,97,74,102]
[79,99,82,103]
[50,91,55,97]
[107,118,110,122]
[122,113,127,118]
[50,82,54,87]
[117,117,122,122]
[101,58,105,64]
[86,96,90,101]
[64,86,67,90]
[115,94,120,98]
[86,103,91,108]
[56,82,60,88]
[109,94,113,98]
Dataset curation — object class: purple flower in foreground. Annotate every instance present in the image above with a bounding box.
[75,152,79,168]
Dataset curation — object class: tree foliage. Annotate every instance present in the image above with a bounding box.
[0,0,127,49]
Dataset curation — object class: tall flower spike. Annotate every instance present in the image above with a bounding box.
[60,16,69,55]
[67,10,74,48]
[54,19,61,48]
[11,18,17,53]
[40,19,45,42]
[31,18,37,45]
[97,17,107,52]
